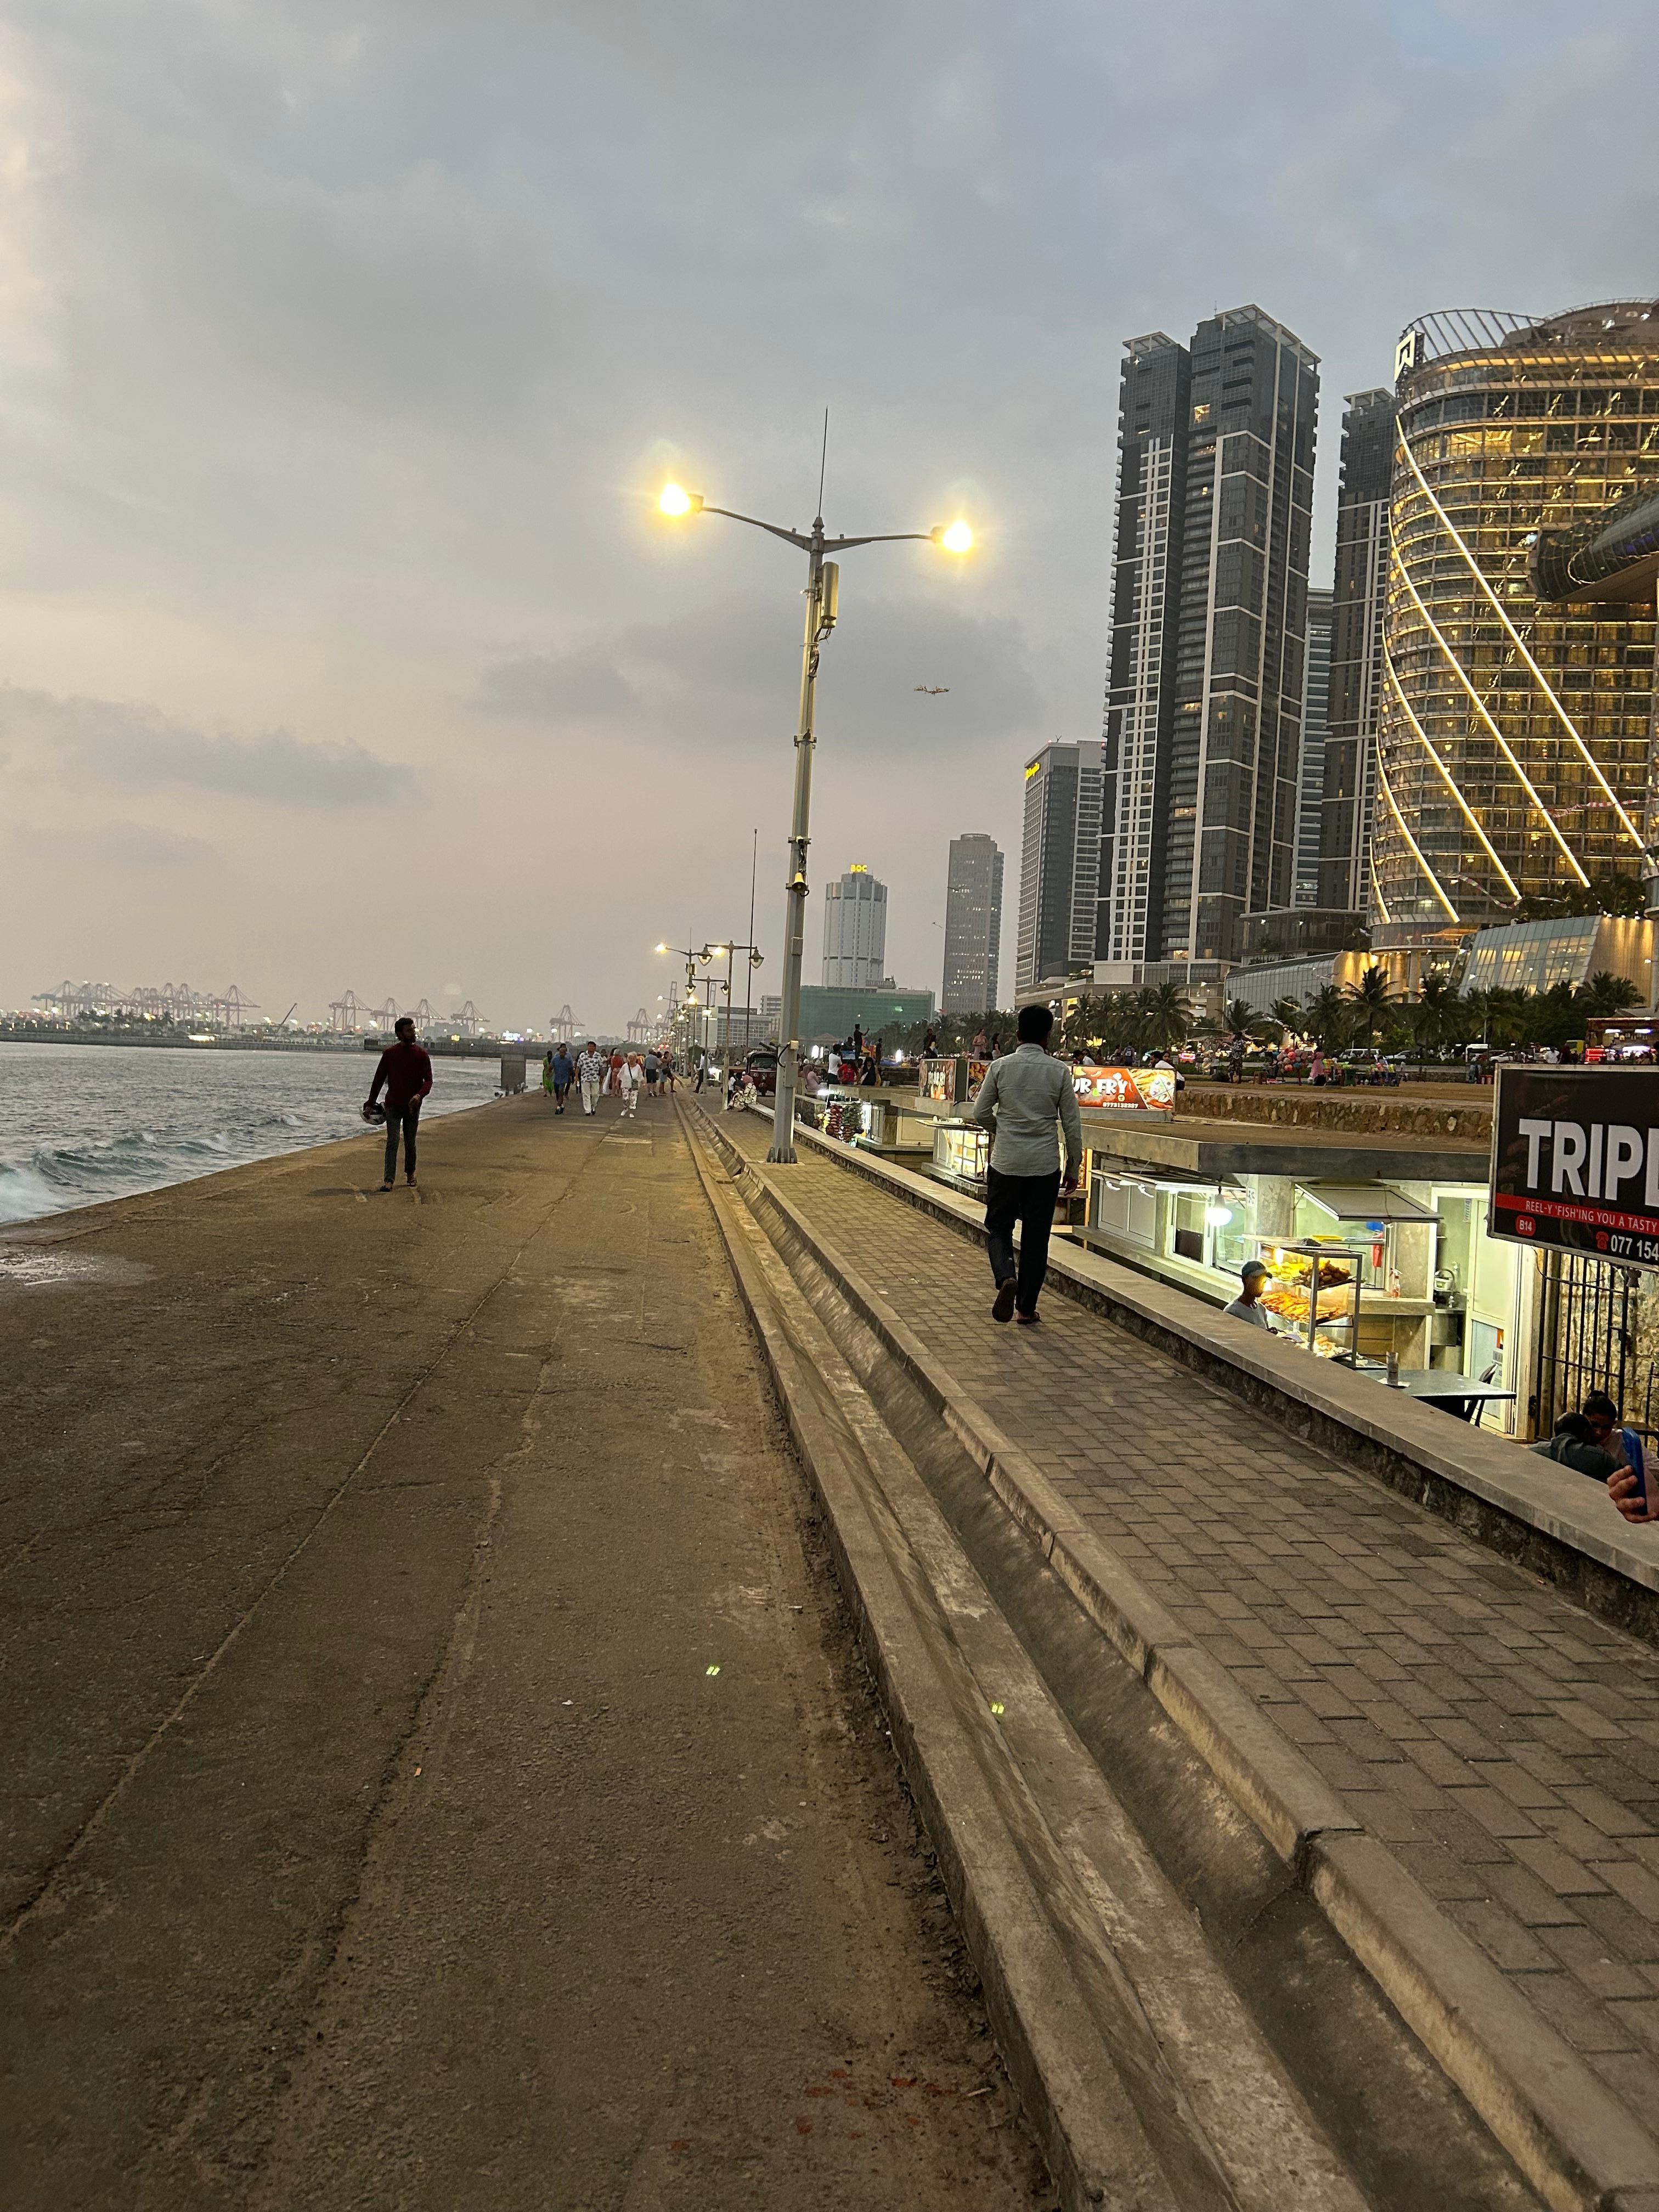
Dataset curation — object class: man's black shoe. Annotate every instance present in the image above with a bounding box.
[992,1279,1017,1324]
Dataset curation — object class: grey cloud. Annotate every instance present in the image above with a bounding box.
[0,688,413,807]
[5,815,219,871]
[475,650,639,721]
[475,595,1042,754]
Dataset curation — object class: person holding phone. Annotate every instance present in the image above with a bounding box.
[1587,1393,1656,1522]
[969,1002,1082,1326]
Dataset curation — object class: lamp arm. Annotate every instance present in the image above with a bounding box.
[701,506,813,551]
[825,531,937,551]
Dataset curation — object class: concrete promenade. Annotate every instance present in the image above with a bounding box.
[710,1104,1659,2198]
[1,1096,1048,2211]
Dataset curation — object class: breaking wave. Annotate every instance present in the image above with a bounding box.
[0,1045,505,1224]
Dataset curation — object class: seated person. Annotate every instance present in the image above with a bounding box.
[1222,1259,1278,1331]
[1529,1411,1617,1482]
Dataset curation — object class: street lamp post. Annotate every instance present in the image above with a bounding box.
[703,940,764,1058]
[660,483,971,1161]
[656,940,710,1066]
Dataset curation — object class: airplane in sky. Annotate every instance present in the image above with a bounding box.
[913,685,949,695]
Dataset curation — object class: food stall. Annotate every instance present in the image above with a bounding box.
[931,1119,990,1194]
[1069,1075,1527,1404]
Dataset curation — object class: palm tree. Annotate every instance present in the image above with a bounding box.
[1408,974,1460,1056]
[1221,997,1271,1045]
[1270,995,1303,1039]
[1141,981,1193,1054]
[1302,986,1353,1052]
[1578,969,1643,1017]
[1343,963,1398,1046]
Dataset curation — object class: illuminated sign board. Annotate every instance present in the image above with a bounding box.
[1491,1065,1659,1270]
[1394,328,1420,380]
[1024,760,1042,781]
[1073,1064,1176,1113]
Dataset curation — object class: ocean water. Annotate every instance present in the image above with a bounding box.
[0,1042,507,1225]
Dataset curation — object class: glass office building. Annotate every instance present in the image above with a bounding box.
[1375,301,1659,946]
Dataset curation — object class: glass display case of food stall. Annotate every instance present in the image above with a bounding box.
[1291,1184,1444,1366]
[932,1119,989,1194]
[1254,1239,1367,1361]
[814,1087,887,1147]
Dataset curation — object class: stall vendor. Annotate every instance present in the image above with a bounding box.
[1223,1259,1278,1331]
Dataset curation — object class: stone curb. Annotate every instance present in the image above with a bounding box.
[677,1110,1165,2208]
[767,1108,1659,1631]
[709,1103,1659,2212]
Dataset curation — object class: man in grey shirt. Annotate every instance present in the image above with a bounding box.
[1223,1259,1278,1330]
[970,1003,1082,1324]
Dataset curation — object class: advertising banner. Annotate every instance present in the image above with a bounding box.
[1491,1065,1659,1269]
[1072,1064,1177,1113]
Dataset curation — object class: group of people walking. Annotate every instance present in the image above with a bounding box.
[543,1042,677,1118]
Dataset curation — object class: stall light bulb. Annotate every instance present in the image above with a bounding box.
[1205,1205,1233,1228]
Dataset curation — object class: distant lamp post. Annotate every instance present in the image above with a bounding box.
[657,939,713,1056]
[658,478,972,1160]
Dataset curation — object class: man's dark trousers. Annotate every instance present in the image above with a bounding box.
[985,1166,1062,1316]
[384,1101,420,1182]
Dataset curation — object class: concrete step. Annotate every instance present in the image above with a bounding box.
[681,1102,1631,2212]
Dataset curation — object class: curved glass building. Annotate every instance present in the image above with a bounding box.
[1375,301,1659,947]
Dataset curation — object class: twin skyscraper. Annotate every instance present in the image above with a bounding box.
[1016,303,1387,996]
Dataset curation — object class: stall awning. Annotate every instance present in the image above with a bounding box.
[1091,1157,1246,1197]
[1297,1182,1436,1225]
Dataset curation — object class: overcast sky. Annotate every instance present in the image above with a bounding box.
[1,1,1654,1033]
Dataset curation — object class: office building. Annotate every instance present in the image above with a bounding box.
[1376,301,1658,944]
[940,833,1004,1014]
[1102,304,1319,966]
[1293,586,1333,904]
[821,864,888,988]
[1015,741,1104,994]
[1318,388,1392,913]
[797,983,934,1045]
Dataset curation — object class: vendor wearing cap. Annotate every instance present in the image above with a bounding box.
[1223,1259,1277,1331]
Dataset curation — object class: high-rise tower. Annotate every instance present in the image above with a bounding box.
[1102,305,1319,966]
[941,833,1004,1015]
[1319,388,1393,913]
[1294,586,1334,905]
[1015,741,1104,994]
[1376,303,1658,942]
[821,865,888,988]
[1101,333,1190,965]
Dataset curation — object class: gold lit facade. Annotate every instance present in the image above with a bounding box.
[1374,302,1658,945]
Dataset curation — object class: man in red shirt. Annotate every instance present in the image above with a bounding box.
[365,1016,433,1190]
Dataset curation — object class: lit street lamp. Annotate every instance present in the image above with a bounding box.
[702,939,765,1058]
[656,940,713,1058]
[659,479,972,1160]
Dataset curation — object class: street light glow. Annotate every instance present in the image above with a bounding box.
[659,484,701,517]
[654,942,668,953]
[939,520,973,554]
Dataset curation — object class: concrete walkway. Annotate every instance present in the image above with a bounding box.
[714,1109,1659,2136]
[1,1095,1048,2211]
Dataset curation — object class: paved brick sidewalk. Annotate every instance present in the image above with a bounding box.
[722,1113,1659,2112]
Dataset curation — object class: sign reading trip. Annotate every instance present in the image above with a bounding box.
[1491,1065,1659,1270]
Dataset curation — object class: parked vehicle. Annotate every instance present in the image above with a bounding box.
[744,1047,780,1097]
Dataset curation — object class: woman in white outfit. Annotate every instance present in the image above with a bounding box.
[619,1053,644,1118]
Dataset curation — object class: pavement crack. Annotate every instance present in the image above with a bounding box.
[1,1147,601,1956]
